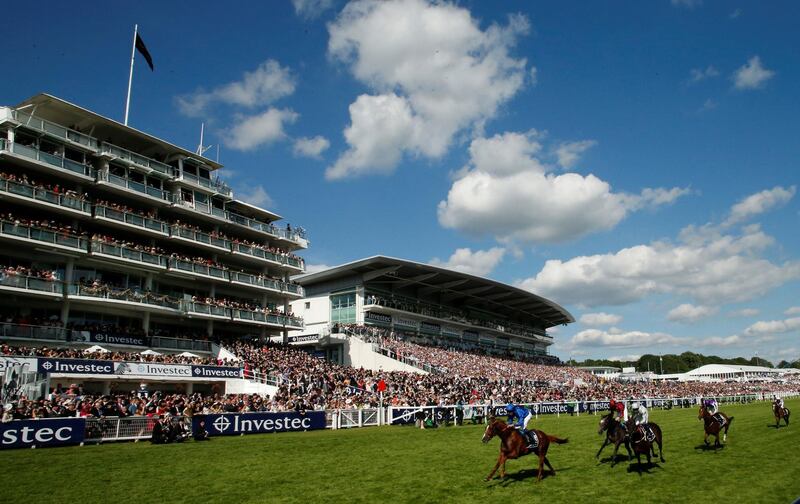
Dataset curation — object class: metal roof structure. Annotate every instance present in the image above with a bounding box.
[296,255,574,329]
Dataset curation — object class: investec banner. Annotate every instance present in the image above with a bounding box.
[364,311,392,325]
[71,331,147,346]
[115,362,192,378]
[38,358,114,375]
[287,334,320,344]
[191,365,242,379]
[194,411,326,437]
[0,418,85,450]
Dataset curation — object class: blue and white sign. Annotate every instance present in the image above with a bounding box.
[37,358,114,375]
[194,411,325,437]
[191,365,242,379]
[0,418,85,449]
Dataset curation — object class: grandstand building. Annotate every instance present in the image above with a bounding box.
[289,256,574,368]
[0,94,307,389]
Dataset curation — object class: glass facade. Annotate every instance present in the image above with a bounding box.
[330,292,356,324]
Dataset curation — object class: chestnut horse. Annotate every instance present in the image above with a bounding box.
[698,405,733,449]
[597,413,632,466]
[773,401,790,428]
[481,417,568,482]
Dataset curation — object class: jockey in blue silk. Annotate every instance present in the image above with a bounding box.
[505,403,533,436]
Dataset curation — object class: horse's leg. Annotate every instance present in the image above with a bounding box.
[610,439,620,466]
[544,456,555,476]
[703,430,709,446]
[500,458,507,479]
[485,454,504,481]
[636,452,642,475]
[596,438,609,459]
[658,434,665,462]
[536,452,545,482]
[625,439,633,461]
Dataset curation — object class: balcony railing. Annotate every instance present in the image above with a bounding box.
[0,322,67,342]
[0,274,62,295]
[0,220,88,251]
[172,193,227,219]
[168,258,229,280]
[229,271,282,292]
[182,301,231,318]
[0,140,94,178]
[283,283,304,296]
[94,205,168,235]
[227,211,307,245]
[101,142,174,177]
[0,178,91,214]
[12,110,98,150]
[68,284,181,310]
[97,171,171,202]
[177,171,232,197]
[150,335,211,353]
[90,241,167,268]
[169,225,231,250]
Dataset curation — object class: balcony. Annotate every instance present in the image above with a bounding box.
[229,271,283,293]
[0,178,91,216]
[67,284,181,311]
[89,240,167,270]
[0,139,94,180]
[176,171,232,197]
[230,309,304,328]
[94,205,168,236]
[0,322,67,342]
[230,242,305,272]
[168,225,231,253]
[97,171,172,204]
[100,142,174,177]
[226,211,308,247]
[9,109,98,150]
[167,257,229,281]
[172,193,228,221]
[283,282,305,297]
[0,274,62,297]
[0,220,88,253]
[149,335,211,353]
[182,301,231,320]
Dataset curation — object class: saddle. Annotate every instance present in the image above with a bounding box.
[635,425,655,443]
[712,413,726,427]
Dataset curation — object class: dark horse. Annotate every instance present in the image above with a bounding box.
[624,418,665,473]
[698,405,733,449]
[773,401,790,428]
[481,417,568,482]
[596,413,632,466]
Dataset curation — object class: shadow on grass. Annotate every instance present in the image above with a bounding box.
[766,423,789,429]
[486,466,573,487]
[626,461,662,475]
[597,453,632,466]
[693,443,726,451]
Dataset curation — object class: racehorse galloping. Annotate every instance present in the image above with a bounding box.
[596,413,632,466]
[625,418,665,473]
[698,405,733,449]
[482,416,568,482]
[773,401,790,428]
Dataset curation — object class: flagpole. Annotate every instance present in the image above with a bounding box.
[124,24,138,126]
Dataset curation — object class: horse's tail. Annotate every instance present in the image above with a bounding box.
[547,435,568,444]
[725,416,734,432]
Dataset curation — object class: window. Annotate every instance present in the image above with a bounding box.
[305,302,311,309]
[330,292,356,324]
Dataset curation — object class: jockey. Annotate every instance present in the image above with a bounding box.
[630,402,653,440]
[774,395,785,410]
[703,397,719,416]
[609,399,627,424]
[505,403,533,436]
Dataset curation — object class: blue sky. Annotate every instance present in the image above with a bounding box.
[3,0,798,363]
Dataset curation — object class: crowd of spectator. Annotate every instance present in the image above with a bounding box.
[0,171,88,201]
[1,213,87,239]
[0,343,237,367]
[1,264,59,281]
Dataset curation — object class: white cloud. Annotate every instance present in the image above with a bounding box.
[305,263,333,274]
[729,308,759,317]
[326,0,531,178]
[667,303,718,323]
[724,185,795,226]
[608,354,641,362]
[292,0,334,19]
[687,65,719,84]
[671,0,702,7]
[437,131,689,243]
[732,56,775,90]
[177,60,296,117]
[785,307,800,316]
[698,99,718,112]
[518,224,800,307]
[700,335,743,347]
[729,8,741,19]
[579,312,622,327]
[572,328,684,348]
[554,140,597,169]
[429,247,505,277]
[236,185,274,208]
[225,108,298,151]
[293,136,331,159]
[744,317,800,336]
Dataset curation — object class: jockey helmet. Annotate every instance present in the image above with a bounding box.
[609,399,616,407]
[631,402,640,410]
[505,403,514,412]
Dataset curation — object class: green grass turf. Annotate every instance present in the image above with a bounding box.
[1,399,798,504]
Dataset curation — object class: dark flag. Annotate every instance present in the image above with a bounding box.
[135,33,154,71]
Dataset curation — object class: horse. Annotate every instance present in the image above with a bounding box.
[698,405,733,449]
[624,418,665,473]
[481,416,568,482]
[773,401,790,428]
[596,412,632,466]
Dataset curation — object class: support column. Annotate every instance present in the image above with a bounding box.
[142,272,153,334]
[60,257,75,325]
[102,381,111,395]
[185,382,194,395]
[208,283,216,338]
